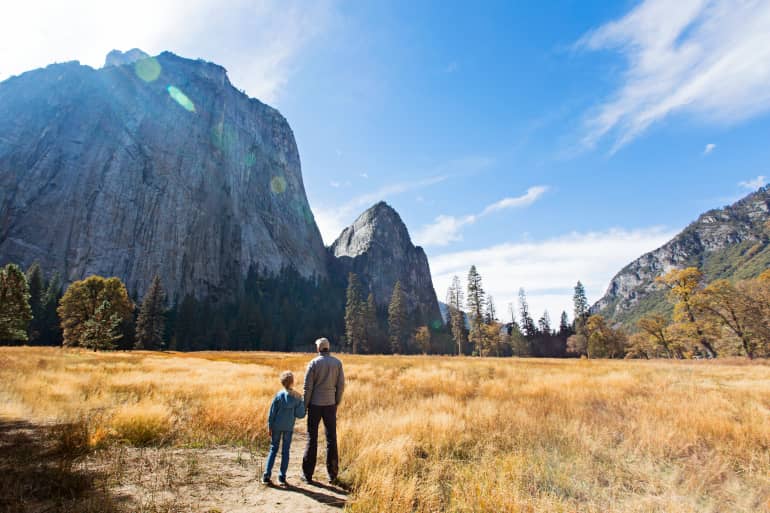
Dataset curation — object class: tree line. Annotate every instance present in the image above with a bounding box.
[0,263,165,350]
[567,267,770,359]
[343,272,453,354]
[441,266,577,357]
[2,260,768,358]
[0,262,346,351]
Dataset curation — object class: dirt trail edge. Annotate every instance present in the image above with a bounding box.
[106,431,349,513]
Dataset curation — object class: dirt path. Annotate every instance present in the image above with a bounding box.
[1,417,348,513]
[107,431,349,513]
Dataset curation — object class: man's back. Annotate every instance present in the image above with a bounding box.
[303,353,345,407]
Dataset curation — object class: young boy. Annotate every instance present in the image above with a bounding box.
[262,370,306,486]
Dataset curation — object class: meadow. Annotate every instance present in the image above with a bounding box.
[1,347,769,513]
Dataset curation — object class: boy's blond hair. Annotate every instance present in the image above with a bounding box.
[280,371,294,388]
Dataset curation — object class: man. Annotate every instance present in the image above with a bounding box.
[301,337,345,484]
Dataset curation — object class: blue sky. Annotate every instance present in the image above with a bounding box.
[3,0,770,319]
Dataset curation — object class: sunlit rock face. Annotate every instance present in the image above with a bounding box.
[0,51,327,302]
[331,202,443,328]
[593,186,770,325]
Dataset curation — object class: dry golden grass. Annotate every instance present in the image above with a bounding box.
[1,347,769,512]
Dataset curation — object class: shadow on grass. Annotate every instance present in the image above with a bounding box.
[0,418,124,513]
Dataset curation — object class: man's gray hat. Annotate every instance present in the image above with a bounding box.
[315,337,330,351]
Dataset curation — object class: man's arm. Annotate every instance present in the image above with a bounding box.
[335,363,345,406]
[303,361,314,408]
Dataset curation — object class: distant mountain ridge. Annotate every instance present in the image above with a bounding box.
[593,186,770,325]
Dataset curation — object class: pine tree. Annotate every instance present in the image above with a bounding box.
[558,311,572,337]
[518,288,536,338]
[363,292,378,353]
[388,281,408,354]
[174,295,197,351]
[538,310,551,335]
[573,281,589,332]
[0,263,32,343]
[485,295,497,324]
[40,273,63,345]
[345,273,366,353]
[25,263,45,343]
[135,275,167,350]
[446,275,466,355]
[466,266,486,355]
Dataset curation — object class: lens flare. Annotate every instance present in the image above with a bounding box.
[244,152,257,167]
[134,58,161,82]
[270,176,287,194]
[167,86,195,112]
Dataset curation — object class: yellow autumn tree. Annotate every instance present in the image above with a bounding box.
[58,276,134,349]
[414,325,431,354]
[656,267,718,358]
[637,314,682,358]
[584,314,625,358]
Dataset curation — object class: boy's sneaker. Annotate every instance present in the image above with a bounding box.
[260,475,271,485]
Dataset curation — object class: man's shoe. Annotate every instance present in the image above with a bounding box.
[260,475,271,485]
[300,474,313,484]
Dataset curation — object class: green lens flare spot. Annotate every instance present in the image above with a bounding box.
[134,58,161,82]
[244,152,257,167]
[270,176,287,194]
[167,86,195,112]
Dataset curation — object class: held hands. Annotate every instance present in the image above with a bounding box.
[268,428,273,438]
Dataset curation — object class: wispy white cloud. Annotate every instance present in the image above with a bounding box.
[310,156,494,244]
[739,175,767,190]
[479,186,549,216]
[429,226,677,322]
[703,143,716,155]
[311,175,449,244]
[415,186,549,247]
[577,0,770,152]
[0,0,334,103]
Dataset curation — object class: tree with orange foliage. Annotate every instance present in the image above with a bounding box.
[656,268,717,358]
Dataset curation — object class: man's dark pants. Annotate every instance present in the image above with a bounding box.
[302,404,338,480]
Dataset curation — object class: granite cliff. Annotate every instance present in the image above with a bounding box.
[331,201,443,328]
[0,50,328,302]
[594,186,770,325]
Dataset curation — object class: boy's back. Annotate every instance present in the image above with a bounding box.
[269,389,306,432]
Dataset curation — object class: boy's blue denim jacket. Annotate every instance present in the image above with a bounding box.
[267,389,306,432]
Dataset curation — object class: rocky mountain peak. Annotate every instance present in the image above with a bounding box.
[330,202,442,328]
[593,186,770,325]
[331,201,413,259]
[104,48,150,67]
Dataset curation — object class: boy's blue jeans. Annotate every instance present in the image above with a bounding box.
[264,430,293,480]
